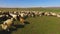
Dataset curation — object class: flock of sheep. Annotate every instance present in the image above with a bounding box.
[0,11,60,32]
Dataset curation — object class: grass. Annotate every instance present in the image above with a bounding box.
[0,8,60,12]
[0,8,60,34]
[8,16,60,34]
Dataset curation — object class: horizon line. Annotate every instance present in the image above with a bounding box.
[0,6,60,8]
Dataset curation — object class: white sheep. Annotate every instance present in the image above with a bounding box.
[20,13,25,17]
[57,14,60,17]
[3,18,13,27]
[0,18,14,31]
[0,24,9,31]
[44,12,50,16]
[9,13,17,20]
[50,12,57,16]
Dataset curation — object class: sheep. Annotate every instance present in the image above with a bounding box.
[0,14,11,24]
[49,12,57,16]
[3,18,13,27]
[9,13,17,20]
[19,17,25,25]
[20,13,25,17]
[18,13,26,25]
[0,18,14,31]
[31,12,35,17]
[0,15,4,18]
[0,24,9,31]
[56,14,60,17]
[34,12,39,16]
[39,12,43,16]
[44,12,50,16]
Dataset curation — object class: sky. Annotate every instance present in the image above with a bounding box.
[0,0,60,8]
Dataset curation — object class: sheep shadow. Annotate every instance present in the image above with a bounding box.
[13,24,25,28]
[13,21,30,28]
[0,24,25,34]
[24,21,30,24]
[11,21,30,30]
[0,30,11,34]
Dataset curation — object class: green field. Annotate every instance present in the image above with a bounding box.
[0,8,60,34]
[0,8,60,13]
[8,16,60,34]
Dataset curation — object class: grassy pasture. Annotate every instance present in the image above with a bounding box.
[0,8,60,34]
[0,8,60,13]
[10,16,60,34]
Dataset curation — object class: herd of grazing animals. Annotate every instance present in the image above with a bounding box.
[0,11,60,31]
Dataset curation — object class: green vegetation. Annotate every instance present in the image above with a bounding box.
[0,8,60,34]
[11,16,60,34]
[0,8,60,13]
